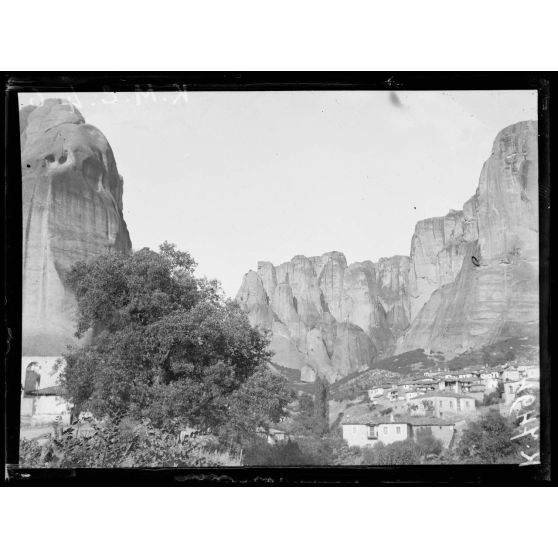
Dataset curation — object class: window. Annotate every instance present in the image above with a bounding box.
[465,401,470,407]
[383,427,388,434]
[439,400,443,407]
[396,426,401,434]
[352,426,357,434]
[449,401,453,409]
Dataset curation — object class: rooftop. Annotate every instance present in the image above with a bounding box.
[412,390,476,400]
[342,412,455,427]
[26,385,66,396]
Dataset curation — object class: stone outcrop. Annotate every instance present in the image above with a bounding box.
[375,255,411,336]
[237,120,539,377]
[236,252,408,381]
[21,99,132,356]
[408,210,471,321]
[397,120,539,355]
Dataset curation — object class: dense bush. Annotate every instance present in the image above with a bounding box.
[243,439,317,466]
[19,417,213,468]
[362,440,422,465]
[415,428,443,457]
[358,430,443,466]
[243,433,364,466]
[482,390,501,406]
[455,410,519,464]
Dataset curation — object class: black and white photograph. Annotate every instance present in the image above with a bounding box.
[12,84,545,471]
[2,3,557,557]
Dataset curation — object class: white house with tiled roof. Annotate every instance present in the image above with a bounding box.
[341,413,456,449]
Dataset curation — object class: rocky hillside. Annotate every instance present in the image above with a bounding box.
[236,120,539,380]
[21,99,132,355]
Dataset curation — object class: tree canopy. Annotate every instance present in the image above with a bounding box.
[455,410,519,464]
[60,243,292,442]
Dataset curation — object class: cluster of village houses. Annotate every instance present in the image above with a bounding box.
[341,363,540,450]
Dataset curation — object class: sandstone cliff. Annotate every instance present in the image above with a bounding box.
[397,120,539,355]
[21,99,132,356]
[237,120,539,378]
[236,252,410,381]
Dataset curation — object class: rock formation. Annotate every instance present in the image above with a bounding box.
[407,209,470,321]
[397,120,539,355]
[21,99,132,356]
[236,120,539,378]
[236,252,409,381]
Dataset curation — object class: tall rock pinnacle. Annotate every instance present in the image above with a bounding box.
[21,99,132,355]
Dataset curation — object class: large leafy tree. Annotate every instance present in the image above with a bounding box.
[60,243,291,440]
[455,410,519,463]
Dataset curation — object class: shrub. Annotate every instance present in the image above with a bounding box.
[362,440,422,465]
[455,410,519,464]
[415,428,443,457]
[243,439,317,466]
[482,390,501,406]
[19,417,213,468]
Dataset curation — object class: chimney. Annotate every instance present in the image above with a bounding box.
[390,414,395,423]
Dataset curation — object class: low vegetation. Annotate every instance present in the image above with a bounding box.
[447,333,539,370]
[455,410,520,464]
[19,416,241,468]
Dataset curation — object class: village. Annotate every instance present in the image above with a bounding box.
[338,362,540,452]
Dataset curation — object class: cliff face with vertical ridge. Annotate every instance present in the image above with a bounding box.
[21,99,132,356]
[397,120,539,354]
[236,120,539,379]
[236,253,410,382]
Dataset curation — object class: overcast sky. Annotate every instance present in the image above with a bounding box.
[20,90,537,297]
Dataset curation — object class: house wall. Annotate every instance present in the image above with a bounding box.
[457,397,476,414]
[391,400,409,414]
[377,423,410,445]
[412,396,476,418]
[22,397,71,425]
[342,424,375,448]
[35,397,70,418]
[20,397,35,416]
[484,378,499,391]
[503,369,521,382]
